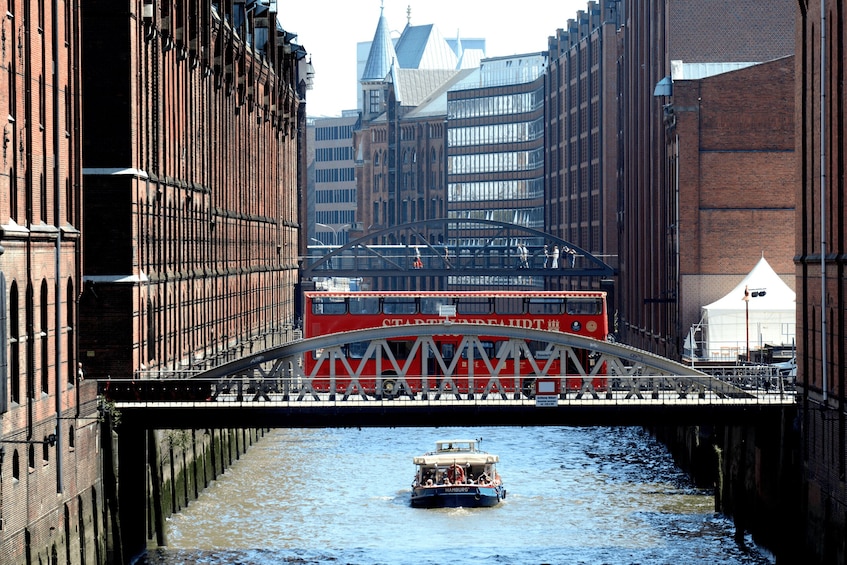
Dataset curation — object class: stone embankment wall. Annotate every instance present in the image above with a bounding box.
[148,428,269,548]
[104,424,269,561]
[652,407,802,562]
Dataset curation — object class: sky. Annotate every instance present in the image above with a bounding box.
[276,0,592,117]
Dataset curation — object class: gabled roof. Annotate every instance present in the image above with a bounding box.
[395,24,458,70]
[361,7,397,81]
[405,68,477,118]
[393,68,461,107]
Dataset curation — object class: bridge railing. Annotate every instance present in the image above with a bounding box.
[99,373,796,405]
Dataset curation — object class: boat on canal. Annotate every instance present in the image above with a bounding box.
[410,438,506,508]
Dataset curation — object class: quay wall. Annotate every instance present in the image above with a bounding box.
[105,423,269,562]
[651,406,802,562]
[149,428,270,549]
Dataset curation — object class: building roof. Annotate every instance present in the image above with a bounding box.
[405,68,478,118]
[393,68,462,108]
[669,0,794,63]
[361,7,397,81]
[395,24,458,70]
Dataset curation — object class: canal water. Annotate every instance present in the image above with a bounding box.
[141,426,775,565]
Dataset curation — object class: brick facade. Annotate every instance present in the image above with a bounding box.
[674,56,796,342]
[618,0,795,360]
[78,1,303,382]
[796,1,847,562]
[0,0,105,563]
[545,1,621,293]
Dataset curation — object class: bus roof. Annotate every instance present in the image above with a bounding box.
[305,290,606,299]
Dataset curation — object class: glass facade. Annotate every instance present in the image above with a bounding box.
[448,148,544,174]
[448,178,544,203]
[447,117,544,147]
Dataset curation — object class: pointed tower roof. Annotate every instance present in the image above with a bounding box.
[361,6,397,81]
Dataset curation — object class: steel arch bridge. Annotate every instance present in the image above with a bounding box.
[301,218,616,280]
[103,323,795,429]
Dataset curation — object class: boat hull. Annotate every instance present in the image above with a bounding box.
[410,484,505,508]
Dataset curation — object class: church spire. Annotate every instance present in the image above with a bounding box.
[361,4,398,82]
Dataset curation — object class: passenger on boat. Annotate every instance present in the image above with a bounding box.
[447,464,465,484]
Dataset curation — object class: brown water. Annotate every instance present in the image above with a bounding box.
[141,426,775,565]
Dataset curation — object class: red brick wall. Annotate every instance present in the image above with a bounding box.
[796,1,847,563]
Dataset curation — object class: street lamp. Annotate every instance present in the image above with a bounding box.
[743,285,767,362]
[315,223,350,246]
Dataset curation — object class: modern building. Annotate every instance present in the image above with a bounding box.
[796,2,847,562]
[309,112,359,246]
[445,53,548,286]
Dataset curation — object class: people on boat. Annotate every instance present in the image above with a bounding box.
[447,464,465,484]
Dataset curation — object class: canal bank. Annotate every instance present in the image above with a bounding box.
[102,416,270,564]
[652,405,802,563]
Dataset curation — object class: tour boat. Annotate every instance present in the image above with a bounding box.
[410,439,506,508]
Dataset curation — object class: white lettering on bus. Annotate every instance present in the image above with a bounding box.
[382,318,546,329]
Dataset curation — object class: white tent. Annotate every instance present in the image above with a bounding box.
[700,256,796,360]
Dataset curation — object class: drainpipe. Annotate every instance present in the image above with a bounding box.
[52,0,63,492]
[820,0,828,402]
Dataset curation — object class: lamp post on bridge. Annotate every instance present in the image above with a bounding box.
[743,285,767,362]
[315,222,350,246]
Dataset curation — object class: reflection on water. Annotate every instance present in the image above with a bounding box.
[141,427,774,565]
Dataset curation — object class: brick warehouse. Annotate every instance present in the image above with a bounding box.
[618,0,795,359]
[0,0,104,563]
[796,1,847,562]
[79,1,304,382]
[545,1,621,293]
[0,1,307,564]
[673,56,796,356]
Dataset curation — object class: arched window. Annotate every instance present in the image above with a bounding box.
[12,449,20,480]
[40,280,49,394]
[10,281,19,405]
[67,279,74,385]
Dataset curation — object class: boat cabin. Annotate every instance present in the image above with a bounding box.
[413,439,500,486]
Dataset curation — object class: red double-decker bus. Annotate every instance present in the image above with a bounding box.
[303,290,609,397]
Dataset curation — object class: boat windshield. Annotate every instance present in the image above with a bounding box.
[435,440,476,452]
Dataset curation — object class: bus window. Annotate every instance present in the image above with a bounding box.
[386,340,415,359]
[421,297,452,314]
[457,297,492,315]
[312,296,347,315]
[528,298,565,315]
[383,297,417,315]
[527,340,553,359]
[441,343,454,359]
[347,341,370,358]
[494,296,524,314]
[462,340,495,359]
[349,297,380,314]
[566,298,602,315]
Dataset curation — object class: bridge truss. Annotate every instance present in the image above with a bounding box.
[301,218,617,281]
[103,324,795,428]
